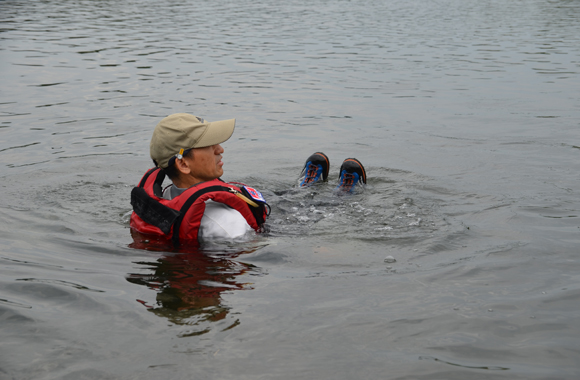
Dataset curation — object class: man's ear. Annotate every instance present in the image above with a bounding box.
[174,157,191,175]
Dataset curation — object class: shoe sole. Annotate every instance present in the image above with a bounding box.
[303,152,330,181]
[339,158,367,184]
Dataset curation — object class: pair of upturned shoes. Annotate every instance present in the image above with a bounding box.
[299,152,367,193]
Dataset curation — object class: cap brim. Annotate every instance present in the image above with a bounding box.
[195,118,235,148]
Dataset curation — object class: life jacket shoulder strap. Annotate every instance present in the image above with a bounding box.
[171,185,231,247]
[137,167,166,197]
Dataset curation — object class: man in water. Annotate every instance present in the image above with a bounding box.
[131,113,268,243]
[131,113,366,244]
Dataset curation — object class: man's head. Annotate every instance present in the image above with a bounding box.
[150,113,235,186]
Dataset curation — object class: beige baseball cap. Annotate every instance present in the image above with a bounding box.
[150,113,235,168]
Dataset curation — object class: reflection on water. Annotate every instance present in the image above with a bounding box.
[127,253,250,332]
[127,231,260,337]
[128,233,260,333]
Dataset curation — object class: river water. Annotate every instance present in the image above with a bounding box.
[1,0,579,379]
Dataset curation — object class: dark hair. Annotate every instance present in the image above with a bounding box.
[152,149,194,181]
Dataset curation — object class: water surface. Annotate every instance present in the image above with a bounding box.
[1,0,579,379]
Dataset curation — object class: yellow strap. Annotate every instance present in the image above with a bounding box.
[235,192,259,207]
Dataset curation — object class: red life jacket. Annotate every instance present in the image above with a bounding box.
[130,168,269,246]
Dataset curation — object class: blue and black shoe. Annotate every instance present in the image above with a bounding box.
[336,158,367,193]
[300,152,330,187]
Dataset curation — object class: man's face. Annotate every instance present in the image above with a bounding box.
[184,144,224,183]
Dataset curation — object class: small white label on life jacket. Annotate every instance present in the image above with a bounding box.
[243,186,266,203]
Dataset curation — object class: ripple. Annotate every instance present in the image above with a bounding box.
[31,82,67,87]
[418,355,510,371]
[15,278,105,293]
[0,298,32,309]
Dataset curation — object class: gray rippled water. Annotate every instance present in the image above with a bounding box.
[1,0,579,379]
